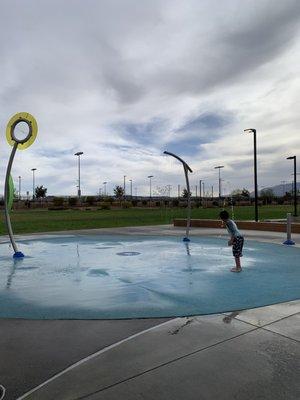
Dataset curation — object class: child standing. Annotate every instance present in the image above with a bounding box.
[219,210,244,273]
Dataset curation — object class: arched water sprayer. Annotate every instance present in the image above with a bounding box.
[163,151,193,241]
[4,112,38,258]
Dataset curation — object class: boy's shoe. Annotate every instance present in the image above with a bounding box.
[230,267,242,273]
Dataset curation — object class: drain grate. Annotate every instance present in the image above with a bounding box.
[116,251,141,256]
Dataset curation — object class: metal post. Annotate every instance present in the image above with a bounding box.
[74,152,83,197]
[283,213,295,245]
[253,131,258,222]
[4,143,21,255]
[163,151,192,241]
[148,175,153,205]
[167,184,171,197]
[219,168,221,197]
[31,168,36,200]
[129,179,132,198]
[18,176,21,200]
[293,156,297,217]
[214,166,224,202]
[184,165,191,240]
[244,129,258,221]
[78,157,81,197]
[178,184,180,198]
[195,185,197,198]
[287,156,297,217]
[123,175,126,198]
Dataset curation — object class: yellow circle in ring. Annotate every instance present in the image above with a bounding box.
[6,112,38,150]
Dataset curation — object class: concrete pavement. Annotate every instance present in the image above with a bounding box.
[0,226,299,399]
[17,300,300,400]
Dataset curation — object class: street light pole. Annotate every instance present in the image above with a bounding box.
[31,168,37,200]
[129,179,132,198]
[166,184,171,197]
[244,129,258,222]
[199,180,202,201]
[287,156,297,217]
[18,176,21,200]
[148,175,153,206]
[74,152,83,198]
[214,166,224,201]
[123,175,126,199]
[103,181,107,196]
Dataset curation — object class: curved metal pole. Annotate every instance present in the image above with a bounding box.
[184,164,192,240]
[164,151,193,241]
[4,142,22,256]
[163,151,193,173]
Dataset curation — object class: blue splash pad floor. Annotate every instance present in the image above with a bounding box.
[0,235,299,319]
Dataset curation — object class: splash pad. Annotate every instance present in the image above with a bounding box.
[0,234,299,319]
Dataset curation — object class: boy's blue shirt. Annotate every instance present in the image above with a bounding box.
[225,219,243,237]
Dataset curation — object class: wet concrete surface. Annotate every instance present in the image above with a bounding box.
[13,300,300,400]
[0,318,169,400]
[0,227,299,400]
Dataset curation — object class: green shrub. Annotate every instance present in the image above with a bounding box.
[142,200,147,206]
[131,200,138,207]
[68,197,78,206]
[86,196,96,205]
[105,197,114,204]
[53,197,64,207]
[172,199,179,207]
[99,203,111,210]
[122,201,132,209]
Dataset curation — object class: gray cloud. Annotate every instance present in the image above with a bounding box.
[0,0,299,196]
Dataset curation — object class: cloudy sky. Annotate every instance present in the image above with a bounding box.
[0,0,299,197]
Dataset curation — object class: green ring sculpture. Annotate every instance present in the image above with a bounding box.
[4,112,38,258]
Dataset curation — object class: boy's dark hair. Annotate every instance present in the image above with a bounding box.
[219,210,229,220]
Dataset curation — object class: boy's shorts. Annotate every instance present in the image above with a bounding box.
[233,236,244,258]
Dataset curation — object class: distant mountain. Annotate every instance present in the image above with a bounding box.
[250,182,300,197]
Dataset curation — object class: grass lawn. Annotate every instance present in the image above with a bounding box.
[0,205,293,235]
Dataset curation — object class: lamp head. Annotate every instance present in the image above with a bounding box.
[74,151,83,156]
[244,128,256,134]
[287,156,295,160]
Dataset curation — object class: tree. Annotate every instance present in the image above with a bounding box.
[35,185,47,199]
[231,189,243,200]
[114,185,124,202]
[260,188,275,205]
[241,188,250,199]
[182,189,191,198]
[86,196,96,205]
